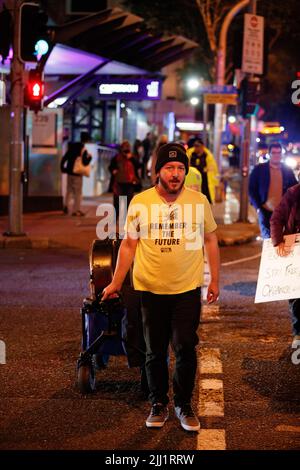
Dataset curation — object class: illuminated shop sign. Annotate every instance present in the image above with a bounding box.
[97,78,162,100]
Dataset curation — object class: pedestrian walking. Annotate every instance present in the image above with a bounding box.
[249,142,297,238]
[108,140,141,219]
[60,132,92,216]
[187,138,219,203]
[102,142,220,432]
[184,166,202,192]
[270,182,300,346]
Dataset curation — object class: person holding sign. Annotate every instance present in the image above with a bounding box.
[249,142,297,238]
[270,183,300,346]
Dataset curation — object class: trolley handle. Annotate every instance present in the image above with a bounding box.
[96,291,124,308]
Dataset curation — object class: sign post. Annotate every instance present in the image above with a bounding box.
[242,13,264,75]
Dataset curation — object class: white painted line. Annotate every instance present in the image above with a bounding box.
[198,379,224,417]
[199,401,224,417]
[197,429,226,450]
[201,378,223,390]
[199,349,223,374]
[275,425,300,433]
[221,253,261,267]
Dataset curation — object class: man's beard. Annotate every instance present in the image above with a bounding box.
[159,175,185,194]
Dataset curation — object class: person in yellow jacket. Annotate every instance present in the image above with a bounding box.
[184,166,202,192]
[187,139,219,203]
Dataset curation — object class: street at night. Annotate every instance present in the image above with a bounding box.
[1,0,300,464]
[0,242,299,451]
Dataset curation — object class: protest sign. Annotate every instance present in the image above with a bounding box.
[255,234,300,303]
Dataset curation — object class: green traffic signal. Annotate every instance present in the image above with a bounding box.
[19,3,50,63]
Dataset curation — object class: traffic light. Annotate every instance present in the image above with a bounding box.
[0,7,12,63]
[24,69,44,112]
[238,77,260,118]
[19,3,50,63]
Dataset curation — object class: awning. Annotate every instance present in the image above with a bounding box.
[44,43,148,76]
[63,7,199,72]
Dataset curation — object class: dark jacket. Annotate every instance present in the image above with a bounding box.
[249,161,297,210]
[108,153,140,184]
[270,183,300,246]
[61,142,91,176]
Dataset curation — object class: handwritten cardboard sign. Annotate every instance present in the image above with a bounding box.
[255,234,300,303]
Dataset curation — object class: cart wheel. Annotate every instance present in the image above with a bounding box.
[78,363,96,394]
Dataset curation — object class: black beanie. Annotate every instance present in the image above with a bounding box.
[155,143,189,174]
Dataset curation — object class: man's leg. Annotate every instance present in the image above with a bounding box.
[257,208,272,238]
[171,288,201,407]
[73,176,83,213]
[140,292,171,406]
[65,175,73,210]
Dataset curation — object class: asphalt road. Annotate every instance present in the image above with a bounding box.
[0,243,299,451]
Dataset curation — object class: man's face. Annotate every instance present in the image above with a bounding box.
[194,142,204,155]
[158,162,186,194]
[269,146,282,164]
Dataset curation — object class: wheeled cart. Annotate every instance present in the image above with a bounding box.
[77,238,147,395]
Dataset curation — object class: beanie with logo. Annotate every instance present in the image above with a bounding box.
[155,143,189,174]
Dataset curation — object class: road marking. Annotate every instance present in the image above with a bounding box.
[198,379,224,417]
[199,348,223,374]
[197,429,226,450]
[201,378,224,390]
[221,253,261,267]
[275,425,300,433]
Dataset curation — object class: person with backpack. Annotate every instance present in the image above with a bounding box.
[60,132,92,216]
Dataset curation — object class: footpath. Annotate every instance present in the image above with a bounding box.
[0,189,259,251]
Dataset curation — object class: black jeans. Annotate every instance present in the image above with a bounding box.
[140,288,201,407]
[257,207,272,239]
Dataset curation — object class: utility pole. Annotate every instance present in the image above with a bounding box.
[6,0,25,236]
[213,0,250,173]
[238,0,258,222]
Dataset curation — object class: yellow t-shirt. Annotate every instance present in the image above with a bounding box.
[125,186,217,294]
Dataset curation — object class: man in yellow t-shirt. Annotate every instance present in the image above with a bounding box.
[102,143,220,432]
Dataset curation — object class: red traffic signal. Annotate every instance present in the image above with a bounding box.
[24,69,44,112]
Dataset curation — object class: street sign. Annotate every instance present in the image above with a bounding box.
[204,93,237,105]
[242,13,264,75]
[97,78,162,101]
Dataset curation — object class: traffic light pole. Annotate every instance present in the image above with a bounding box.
[238,0,257,222]
[6,0,25,236]
[213,0,250,173]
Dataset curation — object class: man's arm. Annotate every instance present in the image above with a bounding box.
[101,235,138,300]
[204,230,220,303]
